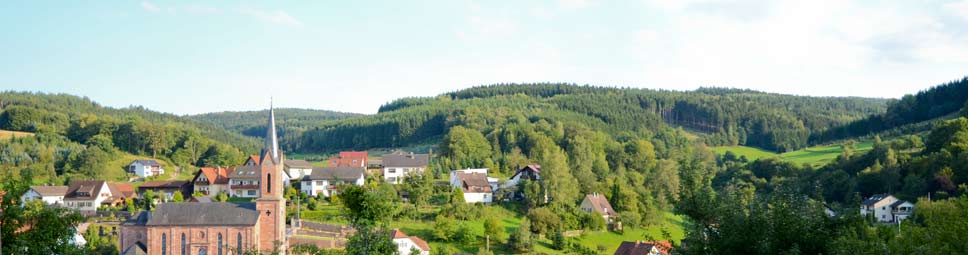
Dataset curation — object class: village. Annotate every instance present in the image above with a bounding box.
[15,107,916,255]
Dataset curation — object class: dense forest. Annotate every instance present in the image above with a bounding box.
[292,84,886,153]
[188,108,363,152]
[813,77,968,142]
[0,92,257,183]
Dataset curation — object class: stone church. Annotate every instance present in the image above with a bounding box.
[120,106,288,255]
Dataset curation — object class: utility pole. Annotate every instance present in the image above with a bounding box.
[486,234,490,253]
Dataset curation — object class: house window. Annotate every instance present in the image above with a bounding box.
[162,233,167,255]
[389,169,397,174]
[181,233,186,255]
[247,190,256,196]
[218,233,223,255]
[316,181,323,185]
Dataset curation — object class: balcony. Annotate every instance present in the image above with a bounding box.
[231,185,259,190]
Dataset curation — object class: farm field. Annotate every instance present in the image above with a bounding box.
[712,141,874,166]
[0,129,34,140]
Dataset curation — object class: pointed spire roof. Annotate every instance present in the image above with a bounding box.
[263,100,280,164]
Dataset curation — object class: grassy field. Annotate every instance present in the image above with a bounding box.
[301,203,685,254]
[0,129,34,140]
[712,141,874,166]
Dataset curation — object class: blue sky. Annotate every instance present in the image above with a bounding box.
[2,0,968,115]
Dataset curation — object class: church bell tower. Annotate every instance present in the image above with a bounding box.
[256,101,287,253]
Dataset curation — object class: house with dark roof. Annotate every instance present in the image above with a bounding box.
[614,240,672,255]
[390,229,430,255]
[861,194,914,223]
[581,193,617,223]
[192,166,232,197]
[382,151,430,184]
[64,180,114,213]
[229,165,262,198]
[119,105,289,255]
[128,159,164,178]
[449,169,493,203]
[284,159,314,180]
[21,185,68,205]
[300,166,365,197]
[138,180,192,202]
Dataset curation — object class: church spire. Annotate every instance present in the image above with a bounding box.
[263,99,280,164]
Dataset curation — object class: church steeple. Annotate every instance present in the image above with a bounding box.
[263,99,280,164]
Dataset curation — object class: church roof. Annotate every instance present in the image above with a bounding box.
[146,202,260,226]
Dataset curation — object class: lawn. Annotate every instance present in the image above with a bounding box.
[0,129,34,140]
[712,141,874,167]
[300,203,686,254]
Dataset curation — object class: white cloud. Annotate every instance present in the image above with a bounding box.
[183,5,220,15]
[238,6,302,26]
[141,1,160,13]
[946,0,968,19]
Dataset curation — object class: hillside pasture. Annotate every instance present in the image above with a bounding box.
[713,141,874,166]
[0,129,34,140]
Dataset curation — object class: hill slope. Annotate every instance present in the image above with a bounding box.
[188,108,363,151]
[298,84,887,153]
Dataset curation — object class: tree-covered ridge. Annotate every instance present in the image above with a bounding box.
[0,91,259,152]
[814,77,968,142]
[188,108,363,151]
[0,92,254,183]
[322,83,887,153]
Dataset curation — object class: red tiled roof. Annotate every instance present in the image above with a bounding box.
[457,172,491,193]
[390,229,430,252]
[247,155,261,165]
[196,167,231,185]
[109,183,136,198]
[328,151,368,167]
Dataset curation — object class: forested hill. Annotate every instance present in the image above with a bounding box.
[0,92,259,183]
[188,108,363,151]
[813,76,968,142]
[300,84,887,153]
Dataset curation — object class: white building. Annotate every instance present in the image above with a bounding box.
[382,152,430,184]
[301,167,365,198]
[64,180,113,213]
[285,160,315,180]
[390,229,430,255]
[861,194,914,223]
[449,169,493,204]
[21,185,68,205]
[127,159,164,178]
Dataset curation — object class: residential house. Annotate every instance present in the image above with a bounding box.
[192,167,231,197]
[284,159,314,180]
[229,165,262,198]
[21,185,68,205]
[502,164,541,189]
[382,152,430,184]
[64,180,114,213]
[390,229,430,255]
[244,155,261,166]
[300,167,365,197]
[449,169,493,204]
[581,193,617,223]
[614,240,672,255]
[329,151,368,168]
[138,181,192,201]
[107,182,137,206]
[861,194,914,223]
[127,160,164,178]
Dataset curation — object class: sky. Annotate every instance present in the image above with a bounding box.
[1,0,967,115]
